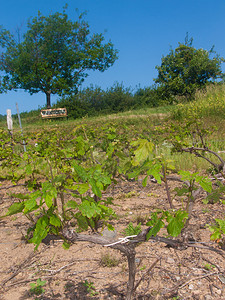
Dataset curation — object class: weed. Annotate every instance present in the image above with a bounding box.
[139,265,146,271]
[123,222,142,236]
[29,278,46,296]
[100,252,120,267]
[82,280,98,297]
[132,214,148,225]
[203,263,216,271]
[125,191,140,198]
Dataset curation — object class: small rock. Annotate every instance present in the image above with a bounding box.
[189,284,194,290]
[175,276,180,281]
[135,258,141,264]
[139,192,146,199]
[215,289,222,295]
[205,295,213,300]
[166,257,175,264]
[102,229,117,241]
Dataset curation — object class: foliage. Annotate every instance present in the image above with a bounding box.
[146,209,189,239]
[0,8,118,108]
[154,35,223,101]
[0,127,122,248]
[123,222,142,236]
[1,107,225,299]
[208,218,225,241]
[29,278,46,296]
[82,280,98,297]
[55,82,164,119]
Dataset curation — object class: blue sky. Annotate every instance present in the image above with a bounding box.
[0,0,225,115]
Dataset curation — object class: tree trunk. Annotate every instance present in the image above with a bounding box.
[46,91,51,108]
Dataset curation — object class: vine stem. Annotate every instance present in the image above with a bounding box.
[162,165,173,209]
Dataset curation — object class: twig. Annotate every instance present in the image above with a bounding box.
[179,271,219,289]
[0,184,26,190]
[133,257,160,292]
[163,271,219,296]
[40,258,100,274]
[1,252,37,287]
[201,255,222,272]
[186,243,225,259]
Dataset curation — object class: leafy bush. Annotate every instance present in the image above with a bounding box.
[55,83,166,119]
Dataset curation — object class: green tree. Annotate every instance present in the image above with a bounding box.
[154,35,223,101]
[0,8,118,108]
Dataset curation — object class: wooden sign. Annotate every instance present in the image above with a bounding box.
[41,108,67,119]
[6,109,13,130]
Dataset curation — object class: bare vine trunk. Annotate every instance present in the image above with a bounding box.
[126,249,136,300]
[61,226,225,299]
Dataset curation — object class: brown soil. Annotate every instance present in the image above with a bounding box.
[0,178,225,299]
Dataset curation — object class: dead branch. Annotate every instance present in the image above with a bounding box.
[133,257,160,292]
[179,146,225,173]
[163,270,220,297]
[0,251,37,287]
[0,183,26,190]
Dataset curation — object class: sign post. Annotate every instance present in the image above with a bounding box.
[41,108,67,119]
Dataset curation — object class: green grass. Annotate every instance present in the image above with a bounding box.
[172,84,225,120]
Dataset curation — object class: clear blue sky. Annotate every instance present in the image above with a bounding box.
[0,0,225,115]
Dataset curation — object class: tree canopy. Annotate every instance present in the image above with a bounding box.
[0,9,118,108]
[154,36,224,101]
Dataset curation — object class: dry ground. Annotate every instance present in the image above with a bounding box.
[0,178,225,299]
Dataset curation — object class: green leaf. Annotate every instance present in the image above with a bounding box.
[142,176,148,187]
[24,198,38,213]
[196,176,212,193]
[131,139,154,164]
[42,183,57,208]
[72,163,88,181]
[77,183,90,195]
[45,193,53,208]
[29,216,49,249]
[167,218,183,237]
[167,210,188,237]
[210,231,221,240]
[174,187,189,196]
[215,218,225,233]
[49,214,61,227]
[146,219,165,239]
[10,193,29,200]
[66,200,78,209]
[89,178,102,198]
[75,212,89,231]
[5,202,25,216]
[147,163,163,184]
[79,200,101,219]
[107,223,115,231]
[25,164,32,175]
[179,170,193,181]
[62,241,71,249]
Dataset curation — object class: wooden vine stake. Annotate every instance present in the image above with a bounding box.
[7,109,13,150]
[6,109,13,133]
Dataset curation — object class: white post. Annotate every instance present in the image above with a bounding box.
[6,109,13,131]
